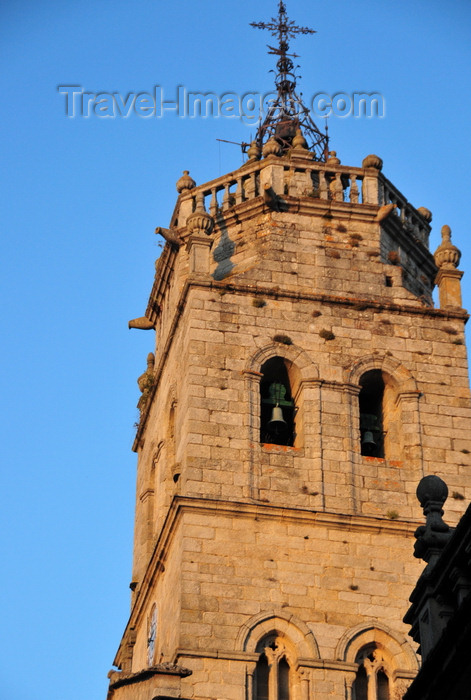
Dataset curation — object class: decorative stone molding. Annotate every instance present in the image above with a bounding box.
[335,621,418,670]
[362,154,383,170]
[345,354,417,393]
[176,170,196,193]
[248,343,319,381]
[326,150,341,165]
[186,199,214,236]
[262,137,282,158]
[434,225,461,270]
[434,225,463,309]
[417,207,432,223]
[236,609,320,658]
[247,140,261,162]
[292,127,309,152]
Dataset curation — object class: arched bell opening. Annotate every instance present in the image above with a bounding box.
[260,357,296,446]
[359,369,400,460]
[359,370,385,457]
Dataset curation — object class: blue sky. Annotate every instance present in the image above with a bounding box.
[1,2,471,699]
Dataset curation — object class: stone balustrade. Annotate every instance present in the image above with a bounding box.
[175,156,431,251]
[379,177,430,247]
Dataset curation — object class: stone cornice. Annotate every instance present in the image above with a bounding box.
[174,648,418,678]
[145,244,178,326]
[175,648,358,671]
[205,193,380,233]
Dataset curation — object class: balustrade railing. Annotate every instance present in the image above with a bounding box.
[379,177,430,247]
[177,157,430,248]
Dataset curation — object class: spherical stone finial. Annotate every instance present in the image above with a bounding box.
[434,224,461,269]
[292,128,309,151]
[416,475,448,509]
[417,207,432,223]
[362,154,383,170]
[327,150,341,165]
[176,170,196,193]
[247,140,261,161]
[262,138,281,158]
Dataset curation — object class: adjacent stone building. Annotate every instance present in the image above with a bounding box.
[403,476,471,700]
[106,5,471,700]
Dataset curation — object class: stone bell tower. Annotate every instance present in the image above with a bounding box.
[106,4,471,700]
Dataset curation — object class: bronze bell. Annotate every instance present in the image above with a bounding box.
[361,430,377,454]
[268,404,287,433]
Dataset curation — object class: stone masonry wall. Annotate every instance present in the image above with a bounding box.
[121,166,471,700]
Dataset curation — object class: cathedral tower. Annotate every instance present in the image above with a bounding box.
[107,5,471,700]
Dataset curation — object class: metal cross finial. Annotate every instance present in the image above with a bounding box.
[250,2,328,161]
[250,1,315,92]
[250,1,316,44]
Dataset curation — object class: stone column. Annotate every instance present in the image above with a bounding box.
[243,369,263,499]
[246,662,256,700]
[361,154,383,204]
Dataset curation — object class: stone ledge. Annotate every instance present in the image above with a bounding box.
[108,664,192,690]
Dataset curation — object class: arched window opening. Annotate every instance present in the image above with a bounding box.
[278,658,290,700]
[352,664,367,700]
[359,370,385,457]
[254,634,295,700]
[353,645,391,700]
[260,357,295,446]
[255,654,269,700]
[377,670,389,700]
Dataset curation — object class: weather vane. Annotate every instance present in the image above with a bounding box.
[251,1,328,161]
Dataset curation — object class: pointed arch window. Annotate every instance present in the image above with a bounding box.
[352,645,391,700]
[254,635,294,700]
[260,357,295,446]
